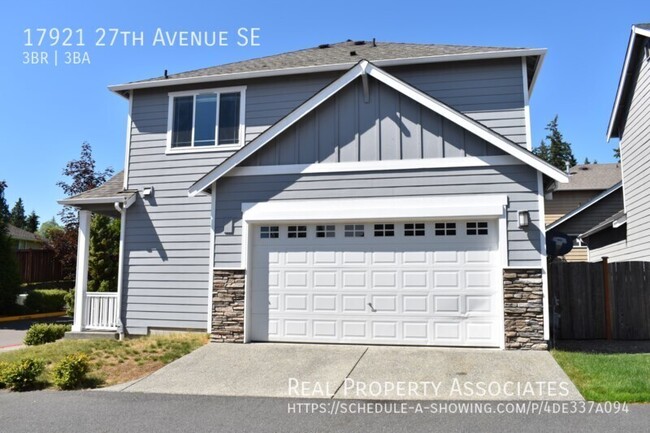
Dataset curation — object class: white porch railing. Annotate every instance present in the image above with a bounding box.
[84,293,119,330]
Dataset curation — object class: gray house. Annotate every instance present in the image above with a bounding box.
[61,40,567,350]
[580,24,650,262]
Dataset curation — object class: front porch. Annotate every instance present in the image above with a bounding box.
[57,171,137,336]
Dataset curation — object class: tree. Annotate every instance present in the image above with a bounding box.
[533,116,577,171]
[583,157,591,165]
[53,142,114,280]
[10,198,26,229]
[0,181,21,314]
[57,142,113,229]
[38,217,63,241]
[88,215,120,292]
[613,146,621,162]
[25,211,39,233]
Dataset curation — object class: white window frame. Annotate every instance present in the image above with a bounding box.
[166,85,246,154]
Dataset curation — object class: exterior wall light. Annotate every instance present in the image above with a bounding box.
[142,186,154,197]
[518,210,530,228]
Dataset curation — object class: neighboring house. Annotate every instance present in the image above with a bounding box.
[60,40,567,350]
[7,224,47,250]
[579,24,650,262]
[544,163,621,261]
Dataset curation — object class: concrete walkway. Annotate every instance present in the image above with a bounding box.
[108,343,583,400]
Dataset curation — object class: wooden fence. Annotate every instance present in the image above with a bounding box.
[15,249,64,283]
[550,261,650,340]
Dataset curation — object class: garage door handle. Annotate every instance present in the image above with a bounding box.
[367,303,377,312]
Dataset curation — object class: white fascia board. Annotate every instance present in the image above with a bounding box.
[228,155,522,177]
[108,49,545,94]
[607,28,642,141]
[545,182,623,232]
[527,50,546,98]
[57,193,137,207]
[242,195,508,223]
[189,62,367,196]
[364,63,568,183]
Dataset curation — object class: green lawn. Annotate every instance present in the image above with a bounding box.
[553,350,650,402]
[0,333,208,389]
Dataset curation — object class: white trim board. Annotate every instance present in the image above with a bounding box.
[189,60,567,196]
[109,48,546,94]
[545,182,623,232]
[241,194,508,225]
[228,155,522,177]
[607,25,650,140]
[58,194,137,208]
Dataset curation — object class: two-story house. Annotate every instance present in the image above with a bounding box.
[579,24,650,262]
[61,40,567,350]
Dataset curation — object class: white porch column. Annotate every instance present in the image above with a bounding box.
[72,210,91,332]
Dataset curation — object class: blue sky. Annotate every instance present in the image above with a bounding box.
[0,0,645,223]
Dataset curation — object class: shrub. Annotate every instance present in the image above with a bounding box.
[0,361,10,389]
[1,358,44,391]
[24,323,71,345]
[52,353,90,390]
[64,290,74,316]
[24,289,68,313]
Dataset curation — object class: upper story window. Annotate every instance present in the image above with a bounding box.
[168,87,245,151]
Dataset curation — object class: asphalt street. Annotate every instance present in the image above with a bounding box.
[0,391,648,433]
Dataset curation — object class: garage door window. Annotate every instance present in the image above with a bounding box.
[374,224,395,237]
[404,223,425,236]
[466,222,488,235]
[434,222,456,236]
[316,225,336,238]
[344,224,365,237]
[260,226,279,239]
[288,226,307,238]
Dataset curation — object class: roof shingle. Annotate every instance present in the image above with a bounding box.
[554,163,621,191]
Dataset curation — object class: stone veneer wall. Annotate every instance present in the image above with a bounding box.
[211,270,245,343]
[503,269,547,350]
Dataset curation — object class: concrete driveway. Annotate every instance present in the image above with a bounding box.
[110,343,582,400]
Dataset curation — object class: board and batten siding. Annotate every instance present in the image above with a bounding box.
[551,191,624,236]
[122,57,529,334]
[213,165,542,269]
[612,48,650,262]
[243,76,504,166]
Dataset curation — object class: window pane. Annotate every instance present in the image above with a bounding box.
[194,94,217,146]
[171,96,193,147]
[218,92,241,145]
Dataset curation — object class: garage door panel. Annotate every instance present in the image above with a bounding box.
[250,221,502,347]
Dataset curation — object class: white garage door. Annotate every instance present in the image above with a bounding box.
[249,220,502,347]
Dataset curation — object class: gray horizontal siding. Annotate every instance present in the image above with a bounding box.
[609,48,650,261]
[122,57,529,333]
[552,190,624,235]
[244,76,504,166]
[213,164,541,268]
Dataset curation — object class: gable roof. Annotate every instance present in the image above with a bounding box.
[546,181,623,232]
[554,163,621,191]
[7,224,45,243]
[109,41,545,94]
[607,24,650,140]
[189,60,568,196]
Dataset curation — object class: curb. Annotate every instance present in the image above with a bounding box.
[0,311,67,323]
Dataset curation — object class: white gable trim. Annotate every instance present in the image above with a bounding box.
[607,25,650,140]
[189,60,567,196]
[545,181,623,232]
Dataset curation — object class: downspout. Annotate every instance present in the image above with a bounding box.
[114,200,127,340]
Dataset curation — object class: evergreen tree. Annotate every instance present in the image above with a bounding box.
[584,157,591,165]
[25,211,39,233]
[613,146,621,162]
[0,181,21,314]
[533,116,577,171]
[88,215,120,292]
[0,181,9,223]
[10,198,26,229]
